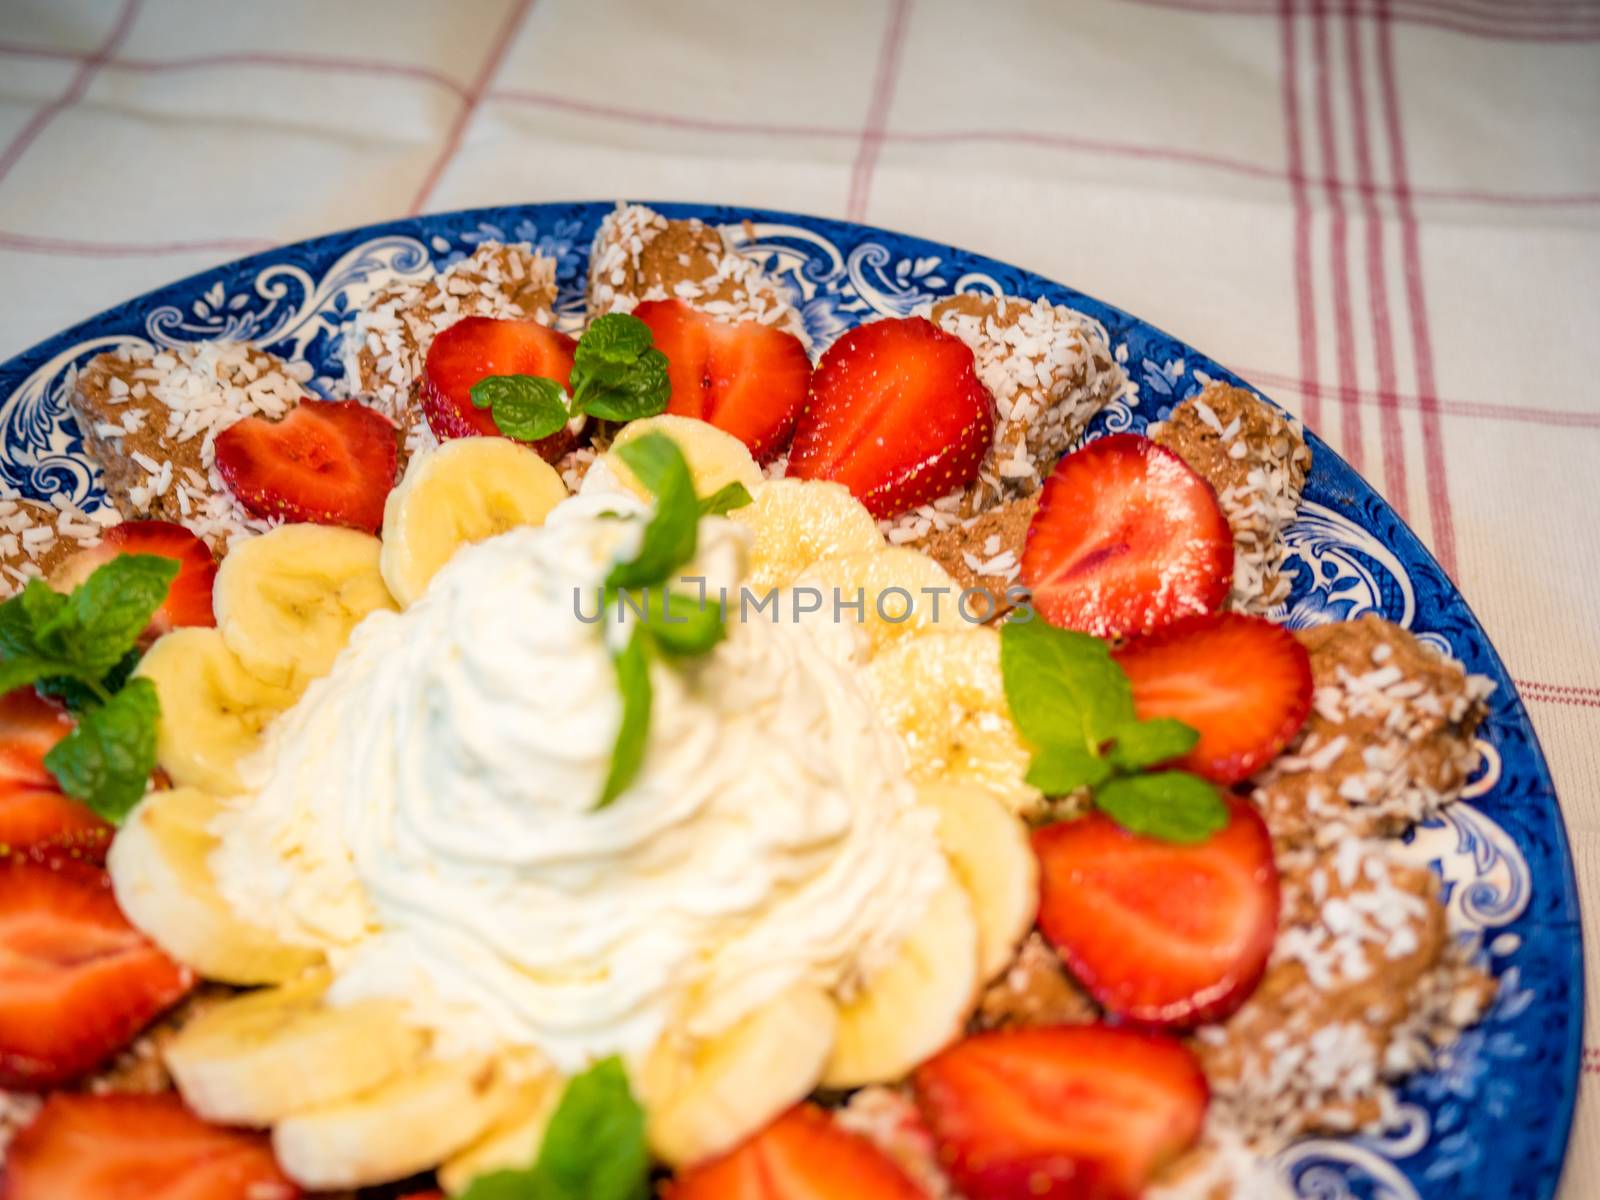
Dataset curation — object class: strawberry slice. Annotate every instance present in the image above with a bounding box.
[668,1103,927,1199]
[0,859,193,1087]
[421,315,578,461]
[1019,433,1232,639]
[788,316,995,519]
[0,785,111,864]
[634,299,812,462]
[50,520,217,637]
[913,1025,1206,1200]
[3,1091,299,1199]
[1113,612,1312,783]
[215,400,398,533]
[1033,797,1279,1028]
[0,688,73,791]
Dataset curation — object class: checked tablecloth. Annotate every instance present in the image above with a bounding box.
[0,0,1597,1191]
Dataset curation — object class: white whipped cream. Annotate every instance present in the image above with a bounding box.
[211,495,946,1072]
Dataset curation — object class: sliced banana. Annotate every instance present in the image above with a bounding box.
[380,438,568,606]
[134,627,300,794]
[167,968,426,1127]
[643,984,838,1168]
[920,781,1039,982]
[438,1074,562,1194]
[595,414,762,502]
[822,878,980,1089]
[794,548,958,655]
[214,524,397,688]
[731,478,883,592]
[108,787,320,985]
[274,1055,516,1190]
[865,627,1042,818]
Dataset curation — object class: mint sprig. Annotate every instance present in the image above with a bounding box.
[471,313,670,442]
[999,617,1225,842]
[0,555,176,822]
[459,1057,648,1200]
[590,434,749,809]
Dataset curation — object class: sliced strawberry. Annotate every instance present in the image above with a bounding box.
[421,315,578,461]
[1113,612,1312,783]
[1033,797,1279,1028]
[0,859,193,1087]
[0,688,73,791]
[0,784,111,864]
[215,400,398,533]
[788,316,995,519]
[913,1025,1206,1200]
[1019,433,1232,639]
[634,298,812,462]
[668,1103,927,1199]
[50,520,217,637]
[2,1091,299,1200]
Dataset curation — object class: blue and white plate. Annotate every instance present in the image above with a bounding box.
[0,202,1581,1199]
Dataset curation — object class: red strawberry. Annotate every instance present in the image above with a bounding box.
[788,316,995,519]
[1033,797,1279,1028]
[0,859,193,1087]
[2,1091,299,1200]
[421,315,578,461]
[215,400,398,533]
[913,1025,1207,1200]
[0,785,111,864]
[50,520,217,638]
[0,688,73,791]
[667,1103,927,1199]
[1019,433,1232,639]
[634,299,812,462]
[1113,612,1312,783]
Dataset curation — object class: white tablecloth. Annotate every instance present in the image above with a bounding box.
[1,0,1597,1192]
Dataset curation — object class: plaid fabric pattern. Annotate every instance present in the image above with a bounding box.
[1,0,1597,1189]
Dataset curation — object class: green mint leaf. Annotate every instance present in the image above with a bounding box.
[0,655,59,698]
[458,1057,648,1200]
[1094,771,1228,843]
[999,618,1135,755]
[37,648,141,714]
[574,312,654,364]
[697,481,753,516]
[471,375,572,443]
[605,434,700,591]
[1026,742,1113,795]
[597,628,651,809]
[51,555,178,677]
[573,348,670,423]
[2,579,66,658]
[42,677,159,824]
[1106,717,1199,773]
[643,589,727,657]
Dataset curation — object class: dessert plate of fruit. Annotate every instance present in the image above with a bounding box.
[0,201,1579,1200]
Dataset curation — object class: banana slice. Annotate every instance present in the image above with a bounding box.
[794,548,959,655]
[380,437,567,606]
[166,968,425,1127]
[920,781,1039,982]
[134,627,300,794]
[214,524,397,688]
[108,787,320,985]
[438,1074,562,1194]
[865,627,1042,817]
[822,879,980,1089]
[643,985,838,1168]
[274,1055,516,1190]
[731,479,883,592]
[596,414,762,501]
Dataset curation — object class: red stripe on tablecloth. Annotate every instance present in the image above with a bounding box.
[1237,365,1600,429]
[1519,685,1600,710]
[846,0,914,221]
[408,0,533,216]
[1311,1,1363,471]
[1282,0,1324,437]
[0,0,141,189]
[1,39,1596,208]
[1519,680,1600,698]
[1118,0,1600,40]
[0,230,276,256]
[1374,0,1457,578]
[1344,3,1409,515]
